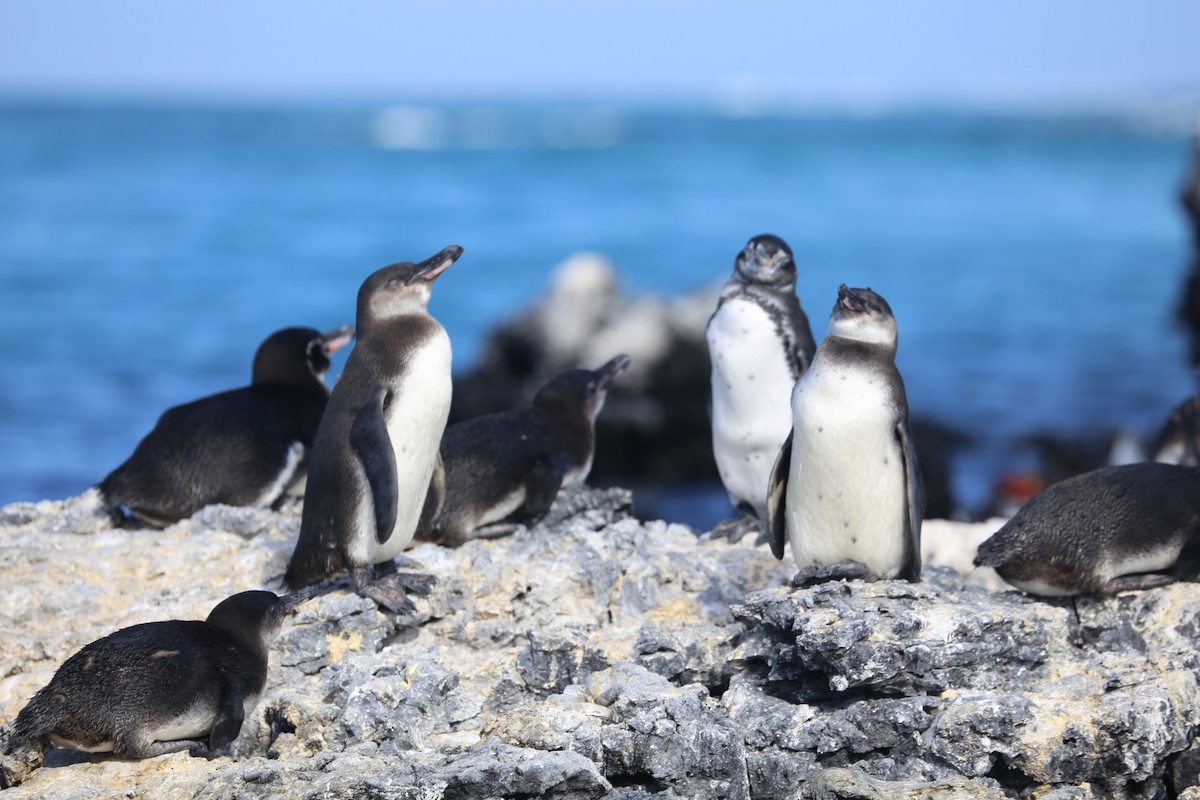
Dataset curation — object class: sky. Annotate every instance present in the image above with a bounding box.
[1,1,1198,104]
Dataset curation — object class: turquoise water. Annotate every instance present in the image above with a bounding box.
[1,101,1195,513]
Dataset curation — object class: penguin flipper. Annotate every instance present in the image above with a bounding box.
[350,389,398,546]
[208,685,245,753]
[766,431,793,561]
[523,454,570,520]
[897,420,924,582]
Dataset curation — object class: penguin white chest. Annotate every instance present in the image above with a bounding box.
[707,298,797,515]
[371,329,453,562]
[785,358,907,577]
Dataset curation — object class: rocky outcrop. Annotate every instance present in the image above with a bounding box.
[2,491,1199,798]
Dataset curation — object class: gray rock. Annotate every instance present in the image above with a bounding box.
[5,486,1200,798]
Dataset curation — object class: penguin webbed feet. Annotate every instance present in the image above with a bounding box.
[790,560,881,588]
[350,563,437,616]
[705,513,766,545]
[1097,572,1178,594]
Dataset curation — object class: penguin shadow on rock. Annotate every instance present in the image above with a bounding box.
[416,353,631,548]
[285,245,463,616]
[98,325,355,527]
[705,234,816,546]
[767,284,925,587]
[8,588,317,775]
[975,462,1200,598]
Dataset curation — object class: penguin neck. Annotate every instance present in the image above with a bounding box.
[251,363,331,397]
[533,396,596,440]
[824,334,897,362]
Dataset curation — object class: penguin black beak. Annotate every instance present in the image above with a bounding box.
[320,325,355,355]
[595,354,632,389]
[837,284,865,313]
[277,585,322,614]
[412,245,464,283]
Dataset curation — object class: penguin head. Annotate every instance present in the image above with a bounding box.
[252,326,355,388]
[304,325,355,380]
[533,354,631,422]
[734,234,796,288]
[358,245,464,323]
[205,588,319,653]
[827,285,898,350]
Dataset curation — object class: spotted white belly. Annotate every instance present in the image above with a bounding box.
[368,329,453,563]
[707,298,796,517]
[785,357,906,577]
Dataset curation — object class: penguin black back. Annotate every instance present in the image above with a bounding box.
[974,463,1200,595]
[14,589,315,760]
[429,355,631,546]
[99,326,352,525]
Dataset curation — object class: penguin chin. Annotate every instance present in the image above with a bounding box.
[827,314,897,347]
[370,284,432,318]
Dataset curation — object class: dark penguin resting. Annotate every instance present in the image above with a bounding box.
[974,463,1200,596]
[707,234,816,541]
[423,354,631,547]
[1152,395,1200,466]
[99,325,354,526]
[767,285,923,584]
[285,246,462,614]
[14,589,317,760]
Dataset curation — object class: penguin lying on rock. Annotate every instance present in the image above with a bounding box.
[14,588,317,761]
[421,354,631,547]
[99,325,354,526]
[767,285,924,585]
[285,246,462,615]
[975,463,1200,595]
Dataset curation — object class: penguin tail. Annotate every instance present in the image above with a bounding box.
[972,530,1007,569]
[12,691,61,742]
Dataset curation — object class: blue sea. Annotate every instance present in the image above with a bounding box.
[1,99,1197,520]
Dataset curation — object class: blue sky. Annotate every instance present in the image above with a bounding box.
[1,1,1198,102]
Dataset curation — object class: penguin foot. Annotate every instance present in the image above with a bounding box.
[473,522,522,541]
[357,580,418,616]
[706,515,764,544]
[790,560,880,588]
[114,738,207,760]
[1098,572,1178,593]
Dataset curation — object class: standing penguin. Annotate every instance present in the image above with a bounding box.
[707,234,816,537]
[424,354,631,547]
[99,325,354,526]
[14,588,317,760]
[767,285,923,583]
[285,245,462,614]
[974,463,1200,596]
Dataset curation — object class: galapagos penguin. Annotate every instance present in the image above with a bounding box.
[707,234,816,539]
[284,245,462,614]
[99,325,354,526]
[974,463,1200,595]
[425,354,631,547]
[767,284,923,584]
[14,588,317,759]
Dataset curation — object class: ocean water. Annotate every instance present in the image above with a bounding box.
[1,100,1196,517]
